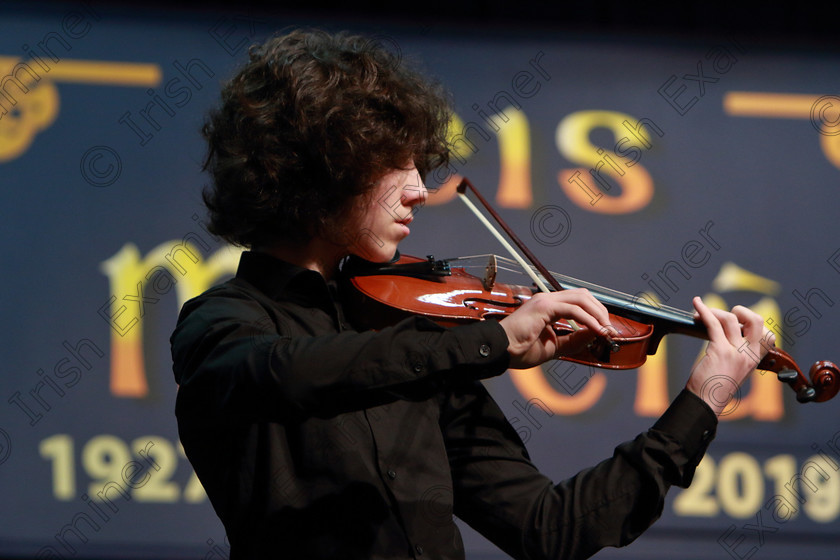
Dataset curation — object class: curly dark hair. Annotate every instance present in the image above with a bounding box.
[201,29,452,248]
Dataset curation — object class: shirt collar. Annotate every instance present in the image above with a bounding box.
[235,251,332,304]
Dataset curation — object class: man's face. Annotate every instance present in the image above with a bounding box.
[347,164,427,263]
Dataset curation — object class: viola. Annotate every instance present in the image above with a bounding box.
[344,252,839,403]
[342,177,839,404]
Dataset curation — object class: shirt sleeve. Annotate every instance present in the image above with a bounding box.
[171,286,511,419]
[441,381,717,560]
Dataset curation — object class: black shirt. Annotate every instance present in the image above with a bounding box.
[171,251,717,560]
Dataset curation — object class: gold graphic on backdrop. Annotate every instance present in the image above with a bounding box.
[724,91,840,170]
[0,57,160,162]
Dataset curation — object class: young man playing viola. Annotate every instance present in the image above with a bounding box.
[171,29,773,559]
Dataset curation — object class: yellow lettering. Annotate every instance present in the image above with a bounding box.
[428,109,532,207]
[556,110,655,214]
[100,240,241,398]
[427,113,468,206]
[494,108,532,208]
[509,365,606,415]
[634,293,671,417]
[702,262,787,421]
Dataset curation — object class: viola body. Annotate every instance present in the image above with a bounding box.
[346,254,656,369]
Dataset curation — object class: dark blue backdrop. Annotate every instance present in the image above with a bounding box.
[2,2,839,558]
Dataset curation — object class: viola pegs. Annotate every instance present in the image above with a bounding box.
[808,360,840,403]
[776,369,798,384]
[776,368,816,403]
[772,361,838,403]
[797,386,817,403]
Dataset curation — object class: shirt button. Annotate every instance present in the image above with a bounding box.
[415,544,423,555]
[387,469,397,479]
[479,344,491,357]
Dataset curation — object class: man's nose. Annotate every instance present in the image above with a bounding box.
[401,178,427,207]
